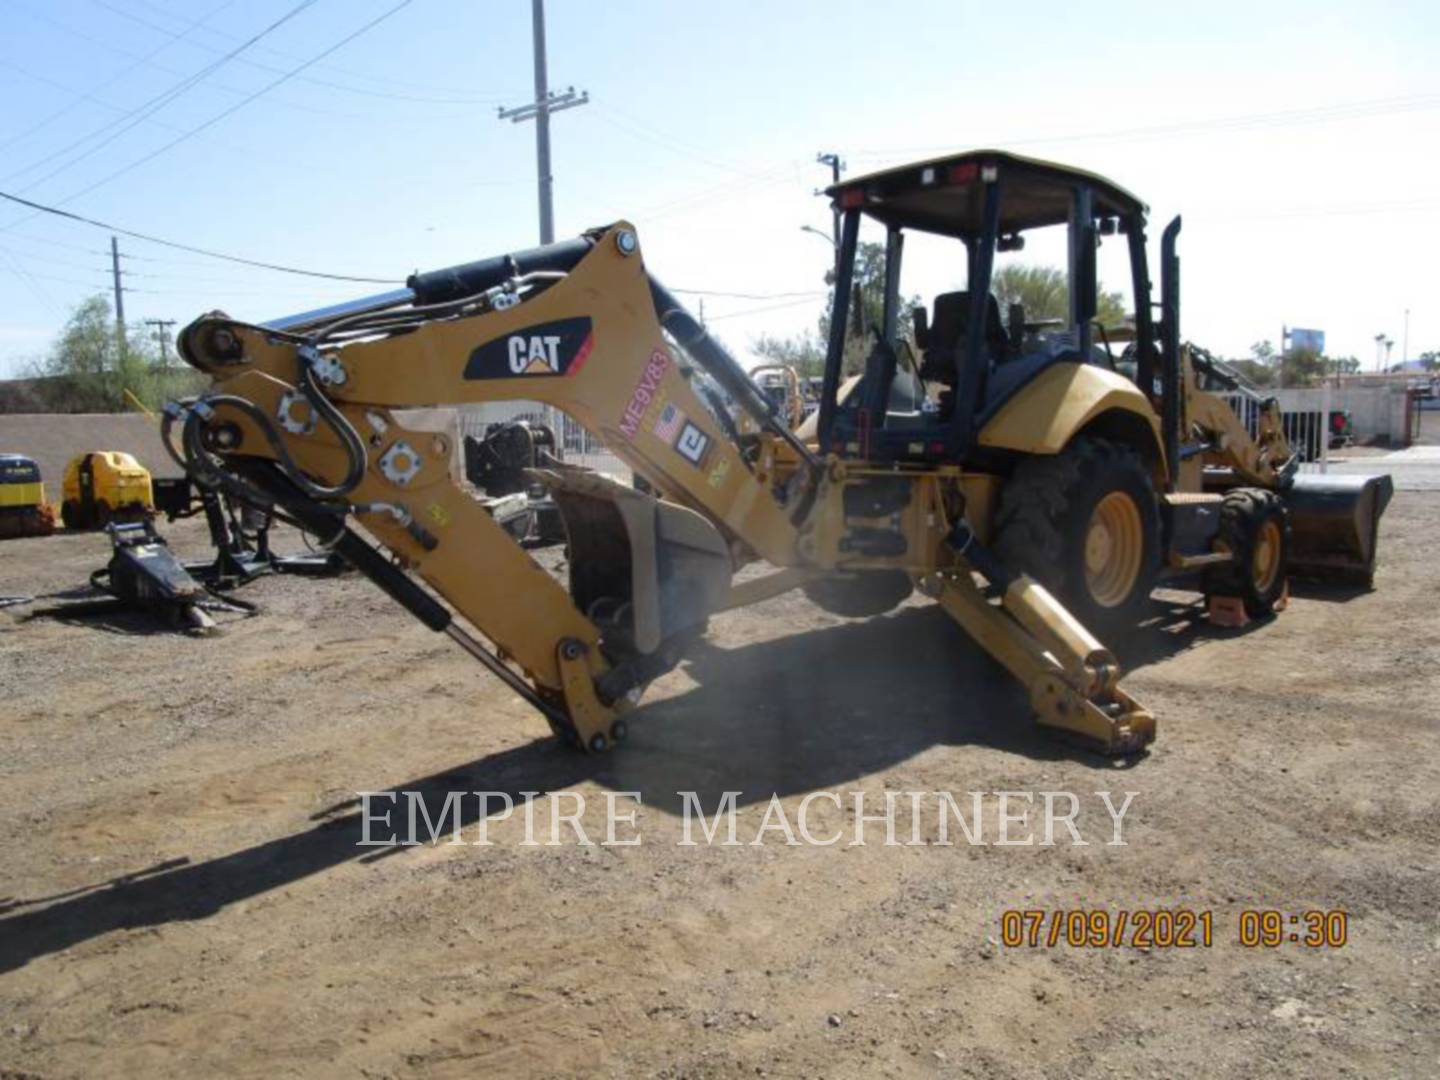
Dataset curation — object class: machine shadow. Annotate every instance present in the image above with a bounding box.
[0,595,1222,974]
[0,741,596,975]
[610,601,1177,815]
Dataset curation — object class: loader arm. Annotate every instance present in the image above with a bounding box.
[173,223,1153,754]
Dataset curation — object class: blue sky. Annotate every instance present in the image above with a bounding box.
[0,0,1436,379]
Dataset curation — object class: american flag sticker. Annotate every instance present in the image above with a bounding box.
[652,402,684,444]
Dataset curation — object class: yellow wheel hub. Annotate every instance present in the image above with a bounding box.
[1253,518,1282,593]
[1084,491,1143,608]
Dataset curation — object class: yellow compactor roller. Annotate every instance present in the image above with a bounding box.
[0,454,56,539]
[60,451,154,530]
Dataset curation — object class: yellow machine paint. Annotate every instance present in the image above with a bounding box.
[167,149,1389,761]
[0,454,56,539]
[60,451,155,530]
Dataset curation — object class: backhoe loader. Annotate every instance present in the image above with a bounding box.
[169,150,1390,757]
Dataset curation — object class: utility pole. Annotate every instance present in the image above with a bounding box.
[110,235,125,345]
[816,152,844,252]
[145,318,176,366]
[1403,308,1410,367]
[498,0,588,244]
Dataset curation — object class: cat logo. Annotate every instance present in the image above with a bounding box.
[509,334,564,374]
[465,316,594,380]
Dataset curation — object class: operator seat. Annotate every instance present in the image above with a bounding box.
[917,291,1009,387]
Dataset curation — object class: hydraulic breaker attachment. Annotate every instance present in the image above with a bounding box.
[536,467,733,659]
[929,525,1155,755]
[1285,473,1393,587]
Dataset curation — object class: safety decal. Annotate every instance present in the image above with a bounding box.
[676,422,711,466]
[706,457,731,489]
[464,317,594,380]
[620,349,671,439]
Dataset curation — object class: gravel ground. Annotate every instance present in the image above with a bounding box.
[1,488,1437,1079]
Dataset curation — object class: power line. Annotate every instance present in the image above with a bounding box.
[0,0,237,157]
[92,0,513,105]
[0,189,400,283]
[706,296,824,322]
[848,91,1440,160]
[0,247,63,313]
[43,0,416,211]
[3,0,320,191]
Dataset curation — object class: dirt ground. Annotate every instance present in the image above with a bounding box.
[1,486,1437,1078]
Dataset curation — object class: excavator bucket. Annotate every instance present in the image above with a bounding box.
[1285,472,1394,587]
[532,468,732,656]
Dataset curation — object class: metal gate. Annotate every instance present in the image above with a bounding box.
[1222,385,1332,473]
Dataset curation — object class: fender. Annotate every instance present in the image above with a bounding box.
[979,362,1165,469]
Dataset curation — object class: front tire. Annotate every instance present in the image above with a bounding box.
[994,436,1161,632]
[1204,489,1290,617]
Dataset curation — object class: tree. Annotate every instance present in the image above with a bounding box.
[1253,340,1277,363]
[1418,351,1439,373]
[749,241,918,379]
[1227,359,1275,388]
[991,264,1127,328]
[23,295,202,412]
[752,330,825,379]
[1278,347,1327,388]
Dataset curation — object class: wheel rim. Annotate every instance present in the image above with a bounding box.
[1084,491,1143,608]
[1253,518,1283,593]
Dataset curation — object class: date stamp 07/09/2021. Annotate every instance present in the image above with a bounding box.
[998,908,1349,950]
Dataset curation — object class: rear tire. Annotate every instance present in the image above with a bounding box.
[994,436,1161,633]
[61,499,79,530]
[1204,489,1290,617]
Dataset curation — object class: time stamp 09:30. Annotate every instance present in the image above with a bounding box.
[1000,909,1349,949]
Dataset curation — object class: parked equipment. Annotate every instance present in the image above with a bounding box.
[461,419,566,544]
[0,453,56,539]
[60,451,154,530]
[169,149,1391,757]
[152,476,345,586]
[22,520,255,634]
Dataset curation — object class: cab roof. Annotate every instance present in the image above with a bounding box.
[826,149,1146,239]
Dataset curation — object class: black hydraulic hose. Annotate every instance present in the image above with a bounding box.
[296,358,367,498]
[649,276,819,475]
[407,236,596,304]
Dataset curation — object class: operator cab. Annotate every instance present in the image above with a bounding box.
[817,150,1161,462]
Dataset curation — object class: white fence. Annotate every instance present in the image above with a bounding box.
[1223,385,1333,473]
[454,402,631,481]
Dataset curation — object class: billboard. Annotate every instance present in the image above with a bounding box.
[1287,327,1325,354]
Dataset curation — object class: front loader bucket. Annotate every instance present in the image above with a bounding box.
[533,468,732,656]
[1285,472,1393,587]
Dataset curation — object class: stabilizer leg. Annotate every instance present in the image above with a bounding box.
[924,527,1156,755]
